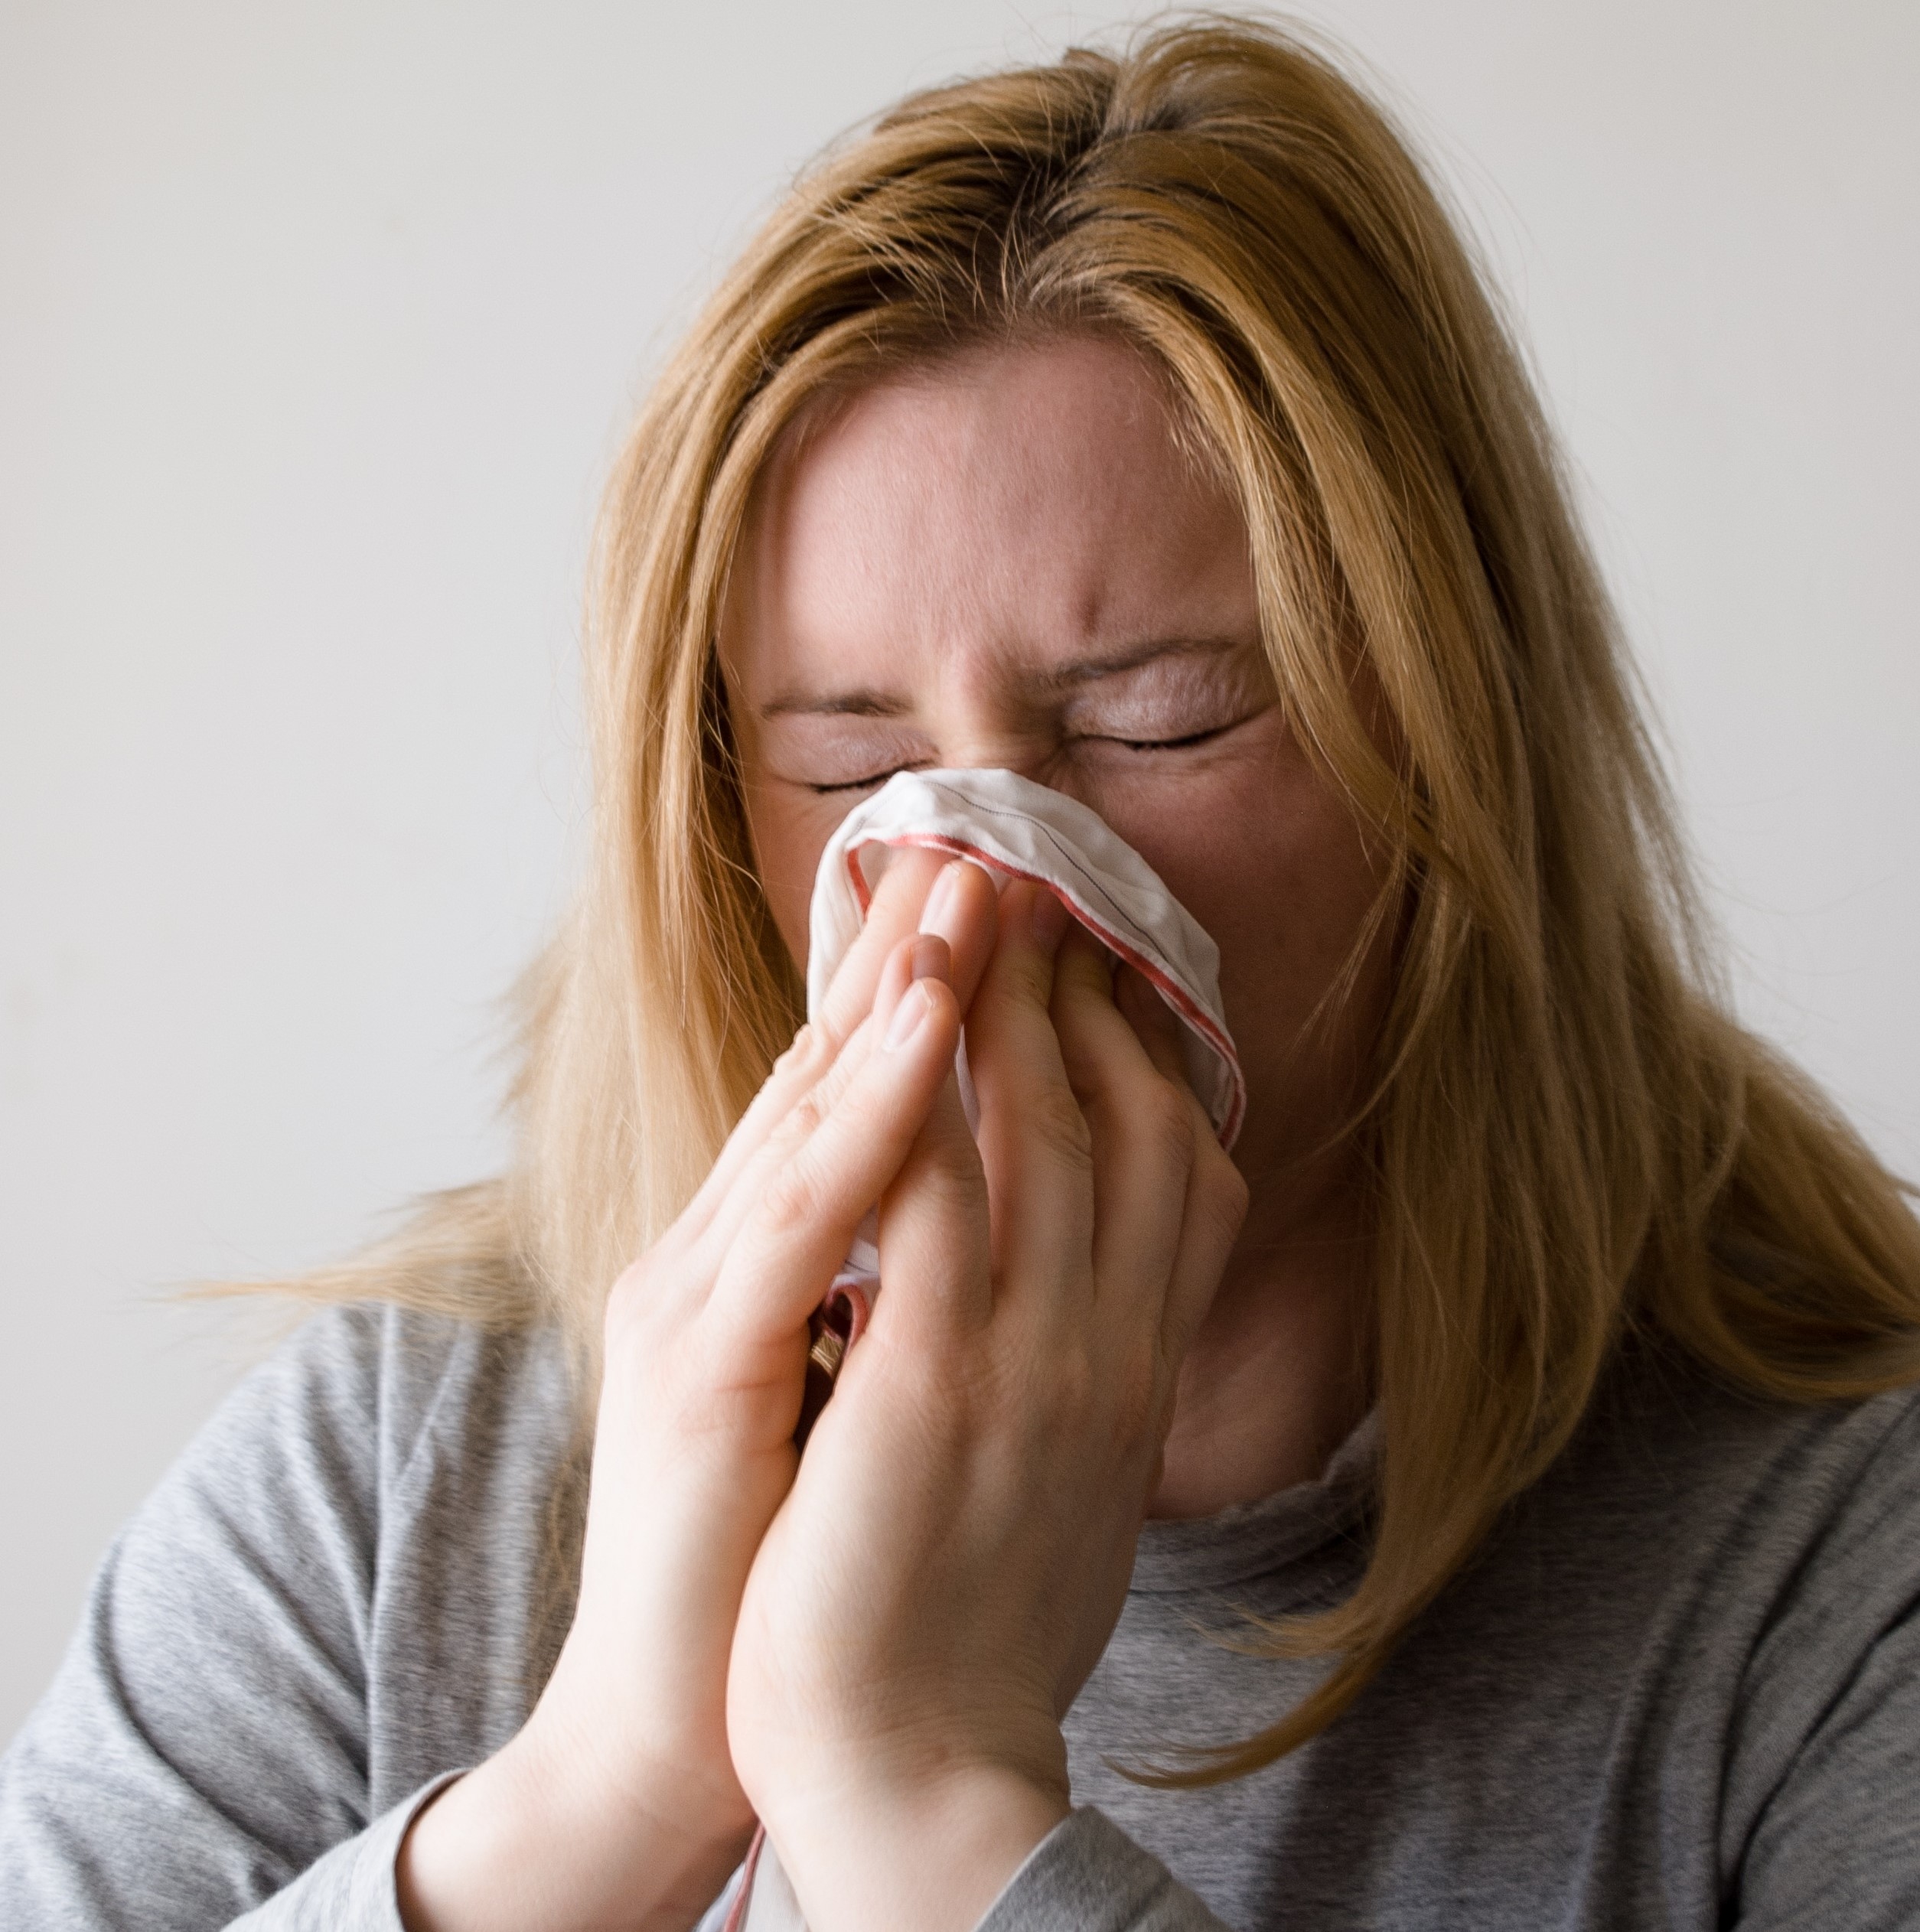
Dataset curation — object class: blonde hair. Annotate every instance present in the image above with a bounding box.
[292,14,1920,1780]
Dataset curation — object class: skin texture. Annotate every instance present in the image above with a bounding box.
[398,334,1396,1932]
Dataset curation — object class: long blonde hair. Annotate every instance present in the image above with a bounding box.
[295,14,1920,1779]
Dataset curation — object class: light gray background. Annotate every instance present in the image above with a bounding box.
[2,0,1915,1739]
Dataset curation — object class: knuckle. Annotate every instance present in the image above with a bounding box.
[1019,950,1064,1008]
[823,1054,888,1132]
[994,937,1056,1011]
[771,1023,813,1077]
[1035,1343,1096,1428]
[1159,1295,1202,1370]
[755,1158,822,1239]
[1204,1146,1251,1233]
[801,1063,895,1171]
[1107,1350,1162,1449]
[1053,936,1111,1000]
[909,1144,991,1228]
[800,1025,844,1086]
[1028,1082,1094,1167]
[1144,1081,1197,1166]
[764,1023,827,1100]
[781,1088,829,1144]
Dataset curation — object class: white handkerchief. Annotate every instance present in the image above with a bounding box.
[807,766,1244,1146]
[724,767,1245,1932]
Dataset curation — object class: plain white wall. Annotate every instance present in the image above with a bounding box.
[2,0,1915,1739]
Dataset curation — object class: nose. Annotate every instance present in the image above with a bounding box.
[943,742,1048,781]
[939,747,1100,819]
[912,713,1091,811]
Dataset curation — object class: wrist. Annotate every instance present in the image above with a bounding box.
[399,1728,751,1932]
[762,1754,1070,1932]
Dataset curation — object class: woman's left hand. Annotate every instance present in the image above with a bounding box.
[726,879,1250,1931]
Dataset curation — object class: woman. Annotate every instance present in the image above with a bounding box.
[4,16,1918,1930]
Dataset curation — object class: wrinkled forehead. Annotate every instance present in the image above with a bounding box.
[718,334,1257,703]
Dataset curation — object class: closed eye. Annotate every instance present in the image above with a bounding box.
[1103,724,1232,752]
[805,764,926,797]
[1091,703,1268,754]
[800,715,1256,795]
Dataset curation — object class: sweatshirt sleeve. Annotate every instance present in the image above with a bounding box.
[0,1306,444,1930]
[1729,1611,1920,1928]
[976,1809,1233,1932]
[1720,1388,1920,1929]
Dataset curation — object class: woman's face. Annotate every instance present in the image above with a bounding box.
[718,333,1395,1229]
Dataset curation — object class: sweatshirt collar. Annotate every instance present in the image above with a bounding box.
[1127,1410,1380,1593]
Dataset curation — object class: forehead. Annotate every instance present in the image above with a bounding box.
[721,334,1253,696]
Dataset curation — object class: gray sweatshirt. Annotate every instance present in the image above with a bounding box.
[1,1302,1916,1929]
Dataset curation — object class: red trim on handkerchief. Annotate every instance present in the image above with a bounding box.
[722,1824,768,1932]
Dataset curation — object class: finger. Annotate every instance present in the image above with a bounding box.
[704,972,963,1370]
[865,1054,995,1353]
[1114,964,1190,1091]
[694,932,950,1262]
[815,847,954,1042]
[962,880,1094,1317]
[914,858,1000,1020]
[1110,963,1245,1360]
[678,1019,839,1238]
[1156,1118,1249,1368]
[1049,931,1195,1328]
[680,859,955,1238]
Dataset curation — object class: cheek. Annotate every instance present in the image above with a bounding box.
[1087,731,1391,1063]
[740,777,842,973]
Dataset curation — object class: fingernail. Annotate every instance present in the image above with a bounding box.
[884,982,933,1049]
[1028,886,1070,952]
[908,933,949,982]
[918,861,963,936]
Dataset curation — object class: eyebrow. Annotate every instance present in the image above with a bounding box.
[758,688,908,721]
[755,634,1246,720]
[1041,633,1247,689]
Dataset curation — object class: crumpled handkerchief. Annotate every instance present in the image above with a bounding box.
[808,766,1244,1147]
[721,765,1244,1932]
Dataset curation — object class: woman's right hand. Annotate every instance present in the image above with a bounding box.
[396,851,1001,1932]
